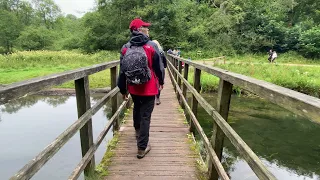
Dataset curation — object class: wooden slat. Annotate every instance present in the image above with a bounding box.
[168,60,277,180]
[106,71,198,180]
[168,55,320,124]
[69,98,130,180]
[9,88,119,180]
[167,65,230,180]
[0,60,119,105]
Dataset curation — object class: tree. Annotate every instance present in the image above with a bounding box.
[299,26,320,58]
[32,0,61,29]
[0,10,21,53]
[17,25,54,50]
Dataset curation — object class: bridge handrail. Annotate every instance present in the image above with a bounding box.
[167,64,230,180]
[68,96,130,180]
[167,58,276,180]
[0,60,119,105]
[168,55,320,124]
[2,60,130,180]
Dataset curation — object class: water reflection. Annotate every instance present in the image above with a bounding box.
[0,95,112,180]
[0,96,69,114]
[193,93,320,179]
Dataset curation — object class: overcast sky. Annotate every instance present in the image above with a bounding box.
[54,0,95,17]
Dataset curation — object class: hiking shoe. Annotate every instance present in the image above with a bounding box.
[156,98,161,105]
[137,145,151,159]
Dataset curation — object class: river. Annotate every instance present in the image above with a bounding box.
[0,95,113,180]
[195,93,320,180]
[1,93,319,179]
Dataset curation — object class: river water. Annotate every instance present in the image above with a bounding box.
[1,93,319,180]
[195,93,320,180]
[0,95,113,180]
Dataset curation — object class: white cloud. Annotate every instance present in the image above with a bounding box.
[54,0,95,17]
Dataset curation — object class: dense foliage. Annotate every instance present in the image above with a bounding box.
[0,0,320,58]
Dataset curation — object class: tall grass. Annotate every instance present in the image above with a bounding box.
[187,63,320,97]
[183,50,320,65]
[0,50,119,88]
[0,50,119,69]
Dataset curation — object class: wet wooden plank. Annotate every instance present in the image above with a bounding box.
[105,71,198,180]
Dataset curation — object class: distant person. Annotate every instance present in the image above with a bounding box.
[117,18,164,159]
[172,49,177,56]
[268,49,273,62]
[152,40,167,105]
[177,49,181,57]
[167,48,173,54]
[271,51,277,63]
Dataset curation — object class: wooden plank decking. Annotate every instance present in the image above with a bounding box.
[106,71,198,180]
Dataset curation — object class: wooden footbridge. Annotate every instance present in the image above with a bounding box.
[0,54,319,180]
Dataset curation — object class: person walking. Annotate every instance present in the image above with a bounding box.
[152,40,167,105]
[271,51,277,63]
[117,18,164,159]
[268,49,273,62]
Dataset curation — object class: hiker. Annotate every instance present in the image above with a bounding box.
[271,51,277,63]
[167,48,173,54]
[172,49,177,56]
[152,40,167,105]
[177,49,181,57]
[268,49,273,62]
[117,18,164,159]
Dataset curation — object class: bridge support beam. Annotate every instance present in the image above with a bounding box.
[75,76,95,177]
[177,59,183,102]
[111,66,119,133]
[181,63,189,109]
[208,79,233,180]
[190,68,201,133]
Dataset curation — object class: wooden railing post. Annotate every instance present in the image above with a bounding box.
[172,57,177,92]
[182,63,189,109]
[190,68,201,133]
[111,66,119,133]
[208,78,233,180]
[177,59,183,102]
[75,76,95,177]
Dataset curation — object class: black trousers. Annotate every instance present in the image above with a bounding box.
[156,71,165,99]
[131,95,155,150]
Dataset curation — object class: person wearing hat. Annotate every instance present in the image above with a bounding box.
[117,18,164,159]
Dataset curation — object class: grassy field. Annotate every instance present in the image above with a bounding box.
[0,50,119,88]
[184,51,320,65]
[1,50,319,98]
[187,63,320,98]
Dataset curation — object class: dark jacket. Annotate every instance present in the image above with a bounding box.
[160,51,167,68]
[117,31,164,96]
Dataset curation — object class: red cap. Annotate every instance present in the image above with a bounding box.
[129,18,151,30]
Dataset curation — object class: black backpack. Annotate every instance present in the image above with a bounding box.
[121,46,151,85]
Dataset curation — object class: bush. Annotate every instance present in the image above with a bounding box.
[16,26,54,50]
[299,26,320,58]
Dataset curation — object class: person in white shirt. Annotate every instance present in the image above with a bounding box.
[271,51,277,63]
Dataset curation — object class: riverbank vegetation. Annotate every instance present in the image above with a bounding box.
[1,50,319,98]
[187,61,320,98]
[1,0,319,97]
[0,50,118,88]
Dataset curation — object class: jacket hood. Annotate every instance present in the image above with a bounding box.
[129,31,149,46]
